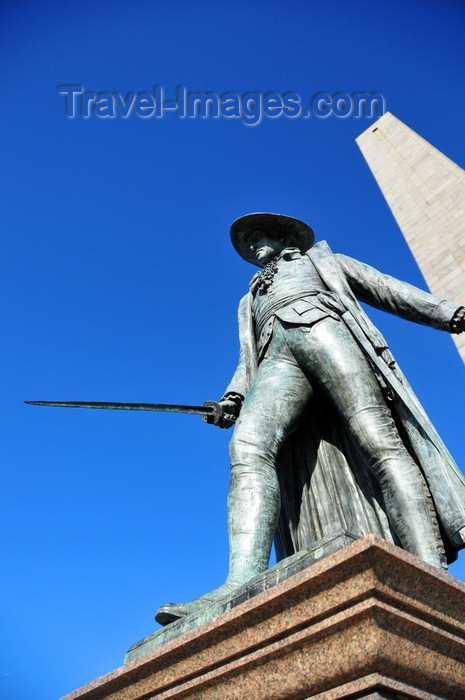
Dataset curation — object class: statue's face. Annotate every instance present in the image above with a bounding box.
[247,230,286,265]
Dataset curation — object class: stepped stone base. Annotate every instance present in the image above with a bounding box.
[60,535,465,699]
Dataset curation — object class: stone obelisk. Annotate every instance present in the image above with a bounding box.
[356,112,465,361]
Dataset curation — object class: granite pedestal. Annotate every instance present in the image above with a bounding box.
[59,534,465,699]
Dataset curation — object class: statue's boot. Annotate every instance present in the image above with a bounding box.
[155,463,280,625]
[155,581,239,626]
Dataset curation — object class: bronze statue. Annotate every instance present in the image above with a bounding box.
[156,212,465,625]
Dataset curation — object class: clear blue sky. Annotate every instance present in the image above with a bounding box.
[2,1,465,698]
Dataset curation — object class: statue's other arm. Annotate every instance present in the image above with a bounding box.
[335,253,465,332]
[214,293,257,428]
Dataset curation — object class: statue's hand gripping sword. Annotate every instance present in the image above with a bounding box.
[24,400,234,425]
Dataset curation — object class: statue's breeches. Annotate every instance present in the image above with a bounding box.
[229,317,447,569]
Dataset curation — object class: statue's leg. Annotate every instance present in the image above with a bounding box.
[225,354,313,586]
[156,338,313,625]
[285,318,446,570]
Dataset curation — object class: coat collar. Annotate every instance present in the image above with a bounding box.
[248,247,301,292]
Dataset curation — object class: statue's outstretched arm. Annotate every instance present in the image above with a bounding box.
[335,253,464,332]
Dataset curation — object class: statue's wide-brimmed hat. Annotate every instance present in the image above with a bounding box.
[230,212,315,266]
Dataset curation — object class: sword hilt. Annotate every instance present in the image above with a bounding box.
[201,400,224,425]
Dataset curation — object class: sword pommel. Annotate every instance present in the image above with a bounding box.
[201,400,223,425]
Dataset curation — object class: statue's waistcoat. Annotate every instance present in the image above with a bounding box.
[251,249,340,359]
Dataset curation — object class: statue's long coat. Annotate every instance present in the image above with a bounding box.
[224,242,465,564]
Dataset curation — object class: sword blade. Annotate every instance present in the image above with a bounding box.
[24,400,215,416]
